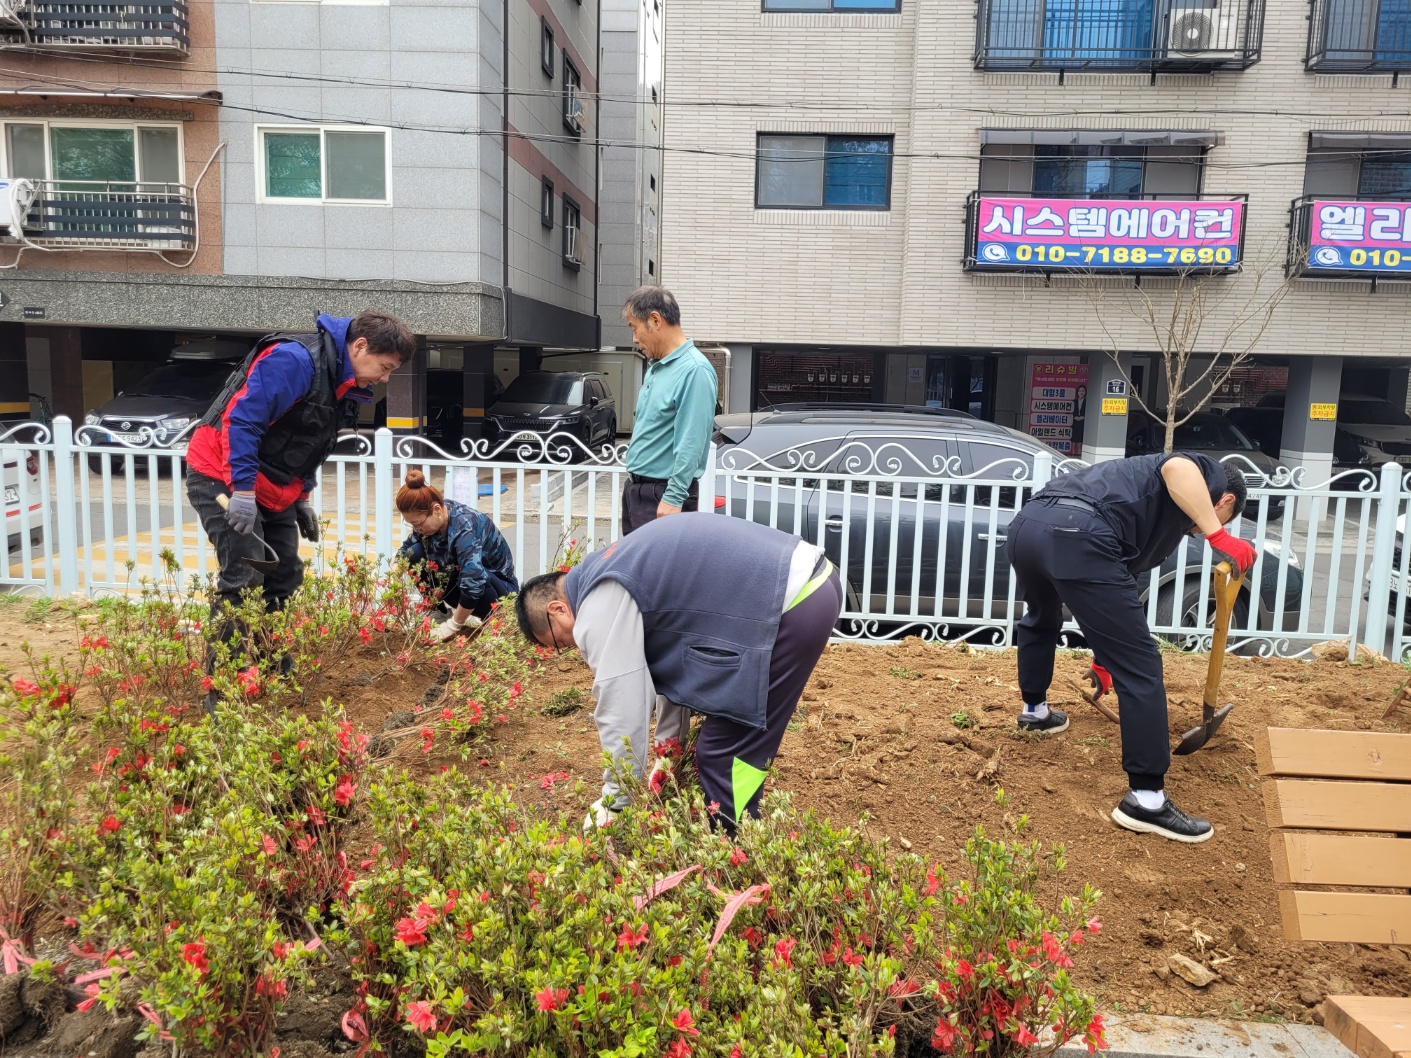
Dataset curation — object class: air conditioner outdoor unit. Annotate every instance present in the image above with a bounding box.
[0,179,37,237]
[1166,1,1239,58]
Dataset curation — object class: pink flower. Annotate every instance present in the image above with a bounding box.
[10,678,38,698]
[729,848,748,867]
[1014,1026,1040,1047]
[405,1001,436,1034]
[665,1041,693,1058]
[1086,916,1103,934]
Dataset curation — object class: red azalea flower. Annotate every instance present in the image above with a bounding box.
[237,665,260,695]
[405,1001,436,1034]
[617,922,649,950]
[98,814,120,833]
[334,777,357,808]
[773,937,796,969]
[536,985,568,1011]
[673,1008,700,1036]
[182,941,209,976]
[11,677,38,697]
[729,848,748,867]
[1087,916,1103,934]
[394,917,428,946]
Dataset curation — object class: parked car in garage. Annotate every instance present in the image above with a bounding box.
[712,403,1303,642]
[2,448,45,551]
[82,340,246,472]
[1223,406,1284,460]
[483,371,617,453]
[1254,391,1411,473]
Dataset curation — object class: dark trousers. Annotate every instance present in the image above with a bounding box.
[694,568,843,833]
[621,477,700,536]
[403,538,518,620]
[187,470,304,615]
[1008,498,1169,791]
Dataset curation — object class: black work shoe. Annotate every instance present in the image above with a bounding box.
[1017,708,1069,735]
[1111,793,1214,843]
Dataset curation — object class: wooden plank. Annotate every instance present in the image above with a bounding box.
[1264,779,1411,832]
[1283,891,1411,945]
[1325,997,1411,1058]
[1273,832,1411,887]
[1257,728,1411,780]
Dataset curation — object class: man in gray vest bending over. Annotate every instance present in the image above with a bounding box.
[515,513,842,833]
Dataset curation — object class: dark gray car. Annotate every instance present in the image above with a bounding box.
[484,371,617,452]
[712,404,1302,642]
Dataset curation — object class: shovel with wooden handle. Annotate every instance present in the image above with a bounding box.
[215,494,280,573]
[1173,561,1242,756]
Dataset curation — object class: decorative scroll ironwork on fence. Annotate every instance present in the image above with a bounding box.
[0,417,1406,662]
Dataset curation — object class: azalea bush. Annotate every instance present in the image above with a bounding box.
[332,767,1104,1058]
[0,653,81,951]
[54,701,370,1056]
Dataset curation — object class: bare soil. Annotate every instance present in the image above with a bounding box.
[5,596,1411,1036]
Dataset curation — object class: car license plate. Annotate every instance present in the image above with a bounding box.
[4,486,17,506]
[110,431,145,444]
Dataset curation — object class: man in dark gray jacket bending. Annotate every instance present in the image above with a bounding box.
[515,513,842,833]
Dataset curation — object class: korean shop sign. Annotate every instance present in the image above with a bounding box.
[1306,201,1411,272]
[973,197,1244,271]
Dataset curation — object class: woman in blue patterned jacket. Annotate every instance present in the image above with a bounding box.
[396,469,518,642]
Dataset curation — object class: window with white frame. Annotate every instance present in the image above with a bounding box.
[2,120,183,188]
[562,195,582,268]
[562,56,584,136]
[258,126,389,203]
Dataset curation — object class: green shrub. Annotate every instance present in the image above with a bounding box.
[540,687,586,718]
[334,768,1104,1057]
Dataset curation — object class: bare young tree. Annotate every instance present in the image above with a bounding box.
[1079,243,1299,453]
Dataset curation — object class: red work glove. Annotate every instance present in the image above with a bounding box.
[1086,663,1112,700]
[1205,526,1257,574]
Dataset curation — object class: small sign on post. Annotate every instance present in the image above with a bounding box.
[1106,379,1127,396]
[1310,402,1338,421]
[1101,397,1128,416]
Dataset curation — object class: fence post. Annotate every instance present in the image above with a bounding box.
[374,427,394,564]
[52,416,80,598]
[700,442,718,514]
[1032,449,1054,490]
[1364,460,1401,658]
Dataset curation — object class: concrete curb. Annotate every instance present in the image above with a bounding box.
[1053,1015,1354,1058]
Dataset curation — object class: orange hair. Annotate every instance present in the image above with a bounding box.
[395,469,444,515]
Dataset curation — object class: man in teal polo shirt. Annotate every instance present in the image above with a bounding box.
[620,286,719,535]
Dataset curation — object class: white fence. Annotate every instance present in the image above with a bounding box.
[0,417,1407,662]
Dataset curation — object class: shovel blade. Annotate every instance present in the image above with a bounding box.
[1173,703,1234,756]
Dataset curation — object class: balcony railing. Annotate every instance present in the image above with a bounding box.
[974,0,1264,72]
[963,190,1248,275]
[1,181,195,251]
[1308,0,1411,71]
[0,0,188,53]
[1288,194,1411,278]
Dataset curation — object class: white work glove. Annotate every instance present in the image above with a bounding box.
[431,614,482,642]
[431,617,464,643]
[583,798,617,832]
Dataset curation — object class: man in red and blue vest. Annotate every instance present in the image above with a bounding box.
[186,310,415,621]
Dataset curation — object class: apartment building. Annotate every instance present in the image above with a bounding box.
[0,0,604,443]
[662,0,1411,481]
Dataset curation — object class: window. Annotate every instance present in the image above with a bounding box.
[647,259,655,276]
[540,18,555,77]
[1304,138,1411,199]
[541,177,555,227]
[258,126,389,203]
[562,195,583,268]
[1,121,182,187]
[762,0,900,10]
[978,143,1204,198]
[562,56,584,135]
[649,174,656,192]
[1309,0,1411,70]
[755,134,893,210]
